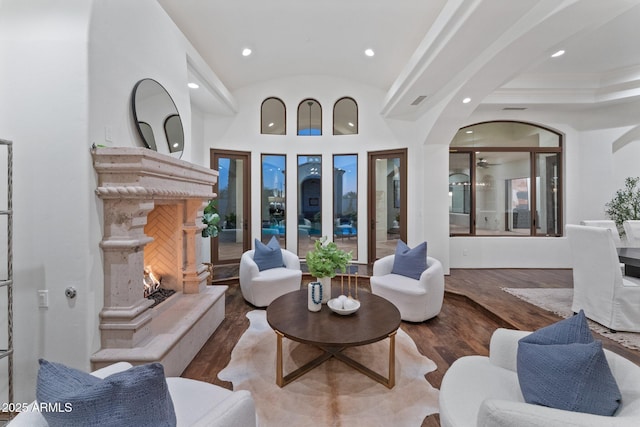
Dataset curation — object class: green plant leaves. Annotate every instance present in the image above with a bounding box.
[306,236,352,278]
[201,200,221,238]
[605,177,640,235]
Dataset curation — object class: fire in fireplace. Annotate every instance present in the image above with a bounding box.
[143,265,176,308]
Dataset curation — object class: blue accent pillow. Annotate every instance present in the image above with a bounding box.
[391,240,427,280]
[517,311,621,416]
[37,360,176,427]
[253,236,285,271]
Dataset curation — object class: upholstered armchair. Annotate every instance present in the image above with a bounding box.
[623,220,640,247]
[369,255,444,322]
[580,220,622,246]
[8,362,257,427]
[439,328,640,427]
[239,248,302,307]
[567,224,640,332]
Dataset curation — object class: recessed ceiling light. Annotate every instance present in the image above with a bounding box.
[187,82,199,89]
[551,50,565,58]
[242,48,252,57]
[466,130,473,134]
[462,97,471,104]
[364,48,375,57]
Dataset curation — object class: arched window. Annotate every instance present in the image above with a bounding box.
[449,121,562,237]
[261,97,286,135]
[297,99,322,136]
[333,97,358,135]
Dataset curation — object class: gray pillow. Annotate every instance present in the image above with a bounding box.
[517,311,621,416]
[391,240,427,280]
[37,360,176,427]
[253,236,285,271]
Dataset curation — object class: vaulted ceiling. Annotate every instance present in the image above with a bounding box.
[158,0,640,130]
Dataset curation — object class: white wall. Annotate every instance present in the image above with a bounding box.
[202,75,445,264]
[0,0,93,402]
[0,0,215,402]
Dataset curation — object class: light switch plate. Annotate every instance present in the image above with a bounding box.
[38,290,48,308]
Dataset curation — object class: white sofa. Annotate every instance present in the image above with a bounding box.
[239,248,302,307]
[439,328,640,427]
[370,255,444,322]
[8,362,256,427]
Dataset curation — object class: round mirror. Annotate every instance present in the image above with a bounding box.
[132,78,184,158]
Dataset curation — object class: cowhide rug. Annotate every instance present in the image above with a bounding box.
[218,310,439,426]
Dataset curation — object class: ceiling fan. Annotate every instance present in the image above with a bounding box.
[476,158,500,168]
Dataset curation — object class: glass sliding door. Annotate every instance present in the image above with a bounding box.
[333,154,358,259]
[261,154,286,246]
[368,149,407,262]
[298,155,322,257]
[210,150,251,264]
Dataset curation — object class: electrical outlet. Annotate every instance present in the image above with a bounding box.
[38,290,49,308]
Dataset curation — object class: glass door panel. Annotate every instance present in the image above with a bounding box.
[333,154,358,259]
[368,149,406,262]
[475,151,531,235]
[449,152,472,235]
[536,153,560,236]
[261,154,286,246]
[211,150,250,264]
[298,155,322,257]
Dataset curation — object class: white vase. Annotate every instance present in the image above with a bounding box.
[307,282,322,312]
[317,276,331,303]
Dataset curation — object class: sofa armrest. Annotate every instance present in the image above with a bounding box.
[372,255,394,276]
[478,399,630,427]
[489,328,531,372]
[191,390,256,427]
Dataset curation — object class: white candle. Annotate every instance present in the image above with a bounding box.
[308,282,321,312]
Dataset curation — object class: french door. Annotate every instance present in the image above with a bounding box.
[367,149,407,263]
[210,150,251,264]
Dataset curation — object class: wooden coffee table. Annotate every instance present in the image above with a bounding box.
[266,289,401,388]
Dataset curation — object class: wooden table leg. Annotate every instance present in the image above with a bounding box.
[276,330,284,387]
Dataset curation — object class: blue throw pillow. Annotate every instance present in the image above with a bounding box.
[253,236,285,271]
[517,311,621,416]
[391,240,427,280]
[37,360,176,427]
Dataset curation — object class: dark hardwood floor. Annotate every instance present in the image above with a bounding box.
[182,267,640,427]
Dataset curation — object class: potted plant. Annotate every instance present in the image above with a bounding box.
[606,176,640,235]
[306,236,352,303]
[201,200,221,238]
[201,200,220,285]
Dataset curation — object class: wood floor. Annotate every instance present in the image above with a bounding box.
[182,268,640,427]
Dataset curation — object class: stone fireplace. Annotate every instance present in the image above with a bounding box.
[90,146,226,376]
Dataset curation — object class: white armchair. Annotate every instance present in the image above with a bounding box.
[439,328,640,427]
[239,249,302,307]
[580,220,622,246]
[623,220,640,247]
[8,362,257,427]
[369,255,444,322]
[567,224,640,332]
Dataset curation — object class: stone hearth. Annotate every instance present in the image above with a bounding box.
[90,146,226,376]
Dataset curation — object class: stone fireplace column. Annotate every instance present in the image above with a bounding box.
[100,198,156,348]
[183,199,208,294]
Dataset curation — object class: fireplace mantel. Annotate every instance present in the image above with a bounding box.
[90,146,226,376]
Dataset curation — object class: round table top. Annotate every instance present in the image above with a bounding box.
[266,289,401,347]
